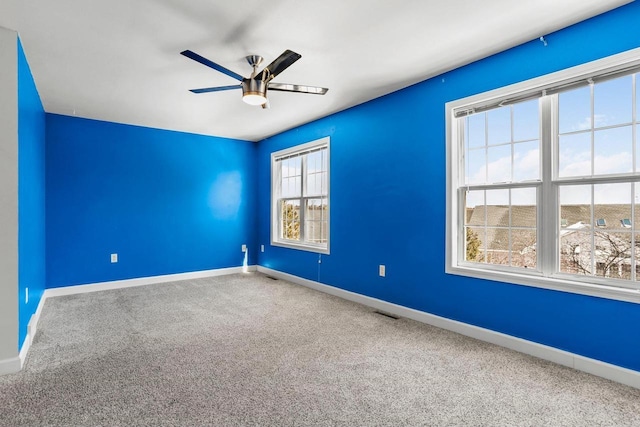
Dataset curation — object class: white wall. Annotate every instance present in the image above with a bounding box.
[0,1,18,32]
[0,26,19,372]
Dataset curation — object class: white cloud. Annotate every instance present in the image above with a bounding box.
[468,146,540,184]
[576,114,608,131]
[467,152,511,184]
[513,148,539,181]
[486,155,511,183]
[594,152,633,175]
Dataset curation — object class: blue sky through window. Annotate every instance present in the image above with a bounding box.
[466,73,638,208]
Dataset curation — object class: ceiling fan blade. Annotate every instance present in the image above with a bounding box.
[181,50,244,82]
[260,50,301,81]
[189,85,241,94]
[268,82,328,95]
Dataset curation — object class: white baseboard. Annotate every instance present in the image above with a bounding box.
[45,265,257,298]
[257,266,640,390]
[6,265,256,375]
[18,334,30,368]
[18,292,47,369]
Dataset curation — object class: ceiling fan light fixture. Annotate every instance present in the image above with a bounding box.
[242,92,267,106]
[242,79,267,106]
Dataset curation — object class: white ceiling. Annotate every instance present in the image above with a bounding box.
[1,0,632,141]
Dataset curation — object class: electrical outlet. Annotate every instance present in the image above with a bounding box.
[25,287,29,304]
[111,253,118,263]
[379,265,386,277]
[242,244,247,252]
[261,245,265,252]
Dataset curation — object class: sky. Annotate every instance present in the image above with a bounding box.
[465,73,639,208]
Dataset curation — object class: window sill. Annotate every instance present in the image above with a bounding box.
[271,240,330,255]
[446,264,640,304]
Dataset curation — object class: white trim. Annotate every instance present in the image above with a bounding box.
[446,46,640,304]
[18,335,30,368]
[448,265,640,304]
[18,293,47,368]
[44,265,256,298]
[258,266,640,390]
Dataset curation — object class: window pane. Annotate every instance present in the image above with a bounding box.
[465,227,485,263]
[594,126,633,175]
[637,74,640,123]
[513,140,539,182]
[283,157,301,177]
[305,173,320,196]
[594,183,631,230]
[466,148,486,185]
[305,221,318,242]
[281,200,300,241]
[282,176,301,198]
[513,99,539,142]
[487,107,511,145]
[305,198,327,243]
[560,232,592,275]
[636,233,640,282]
[466,113,486,148]
[486,189,509,227]
[511,188,536,228]
[637,124,640,173]
[487,144,511,183]
[281,158,291,177]
[511,229,537,269]
[465,190,485,226]
[594,75,632,128]
[321,172,327,195]
[560,185,591,226]
[558,132,591,177]
[559,86,591,134]
[305,198,325,220]
[635,184,640,231]
[485,227,510,266]
[593,231,632,280]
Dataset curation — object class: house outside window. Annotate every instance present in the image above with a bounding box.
[447,48,640,303]
[271,137,330,253]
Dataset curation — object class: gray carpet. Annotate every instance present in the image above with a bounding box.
[1,272,639,426]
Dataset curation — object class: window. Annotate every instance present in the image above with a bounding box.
[271,137,330,253]
[447,48,640,303]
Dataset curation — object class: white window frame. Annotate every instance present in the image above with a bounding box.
[446,47,640,304]
[271,137,330,254]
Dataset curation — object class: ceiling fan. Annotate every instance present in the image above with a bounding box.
[180,49,328,109]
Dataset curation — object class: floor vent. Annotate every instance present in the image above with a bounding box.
[374,310,399,320]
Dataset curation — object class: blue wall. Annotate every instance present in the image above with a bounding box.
[46,115,256,288]
[18,38,46,349]
[257,2,640,371]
